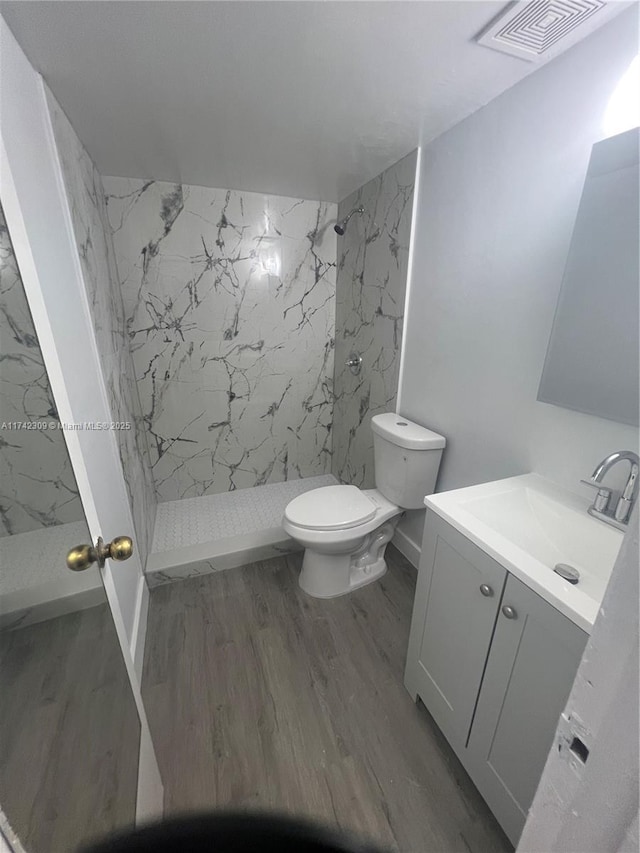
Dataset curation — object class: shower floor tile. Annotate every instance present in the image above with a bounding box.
[146,475,337,586]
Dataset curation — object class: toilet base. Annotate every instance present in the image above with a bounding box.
[298,520,397,599]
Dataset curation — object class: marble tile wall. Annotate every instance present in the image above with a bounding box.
[332,150,418,488]
[103,177,337,502]
[46,91,157,568]
[0,207,84,536]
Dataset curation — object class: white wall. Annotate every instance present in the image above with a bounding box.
[398,8,639,552]
[0,16,163,816]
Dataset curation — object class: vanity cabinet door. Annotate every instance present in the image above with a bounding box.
[405,513,507,755]
[465,573,588,844]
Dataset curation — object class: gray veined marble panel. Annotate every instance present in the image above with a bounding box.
[0,207,84,536]
[332,151,417,489]
[46,90,157,569]
[104,177,337,502]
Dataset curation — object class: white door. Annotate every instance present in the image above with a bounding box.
[0,18,163,820]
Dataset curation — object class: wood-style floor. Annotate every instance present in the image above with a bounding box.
[0,603,139,853]
[143,547,512,853]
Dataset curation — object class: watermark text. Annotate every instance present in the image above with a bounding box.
[1,421,132,431]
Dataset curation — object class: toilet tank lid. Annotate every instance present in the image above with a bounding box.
[371,413,446,450]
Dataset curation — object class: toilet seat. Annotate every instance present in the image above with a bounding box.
[284,485,377,531]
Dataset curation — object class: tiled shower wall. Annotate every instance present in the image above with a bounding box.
[29,132,413,527]
[332,151,418,488]
[104,177,337,502]
[46,91,157,568]
[0,207,84,536]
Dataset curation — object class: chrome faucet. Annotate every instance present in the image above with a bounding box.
[581,450,639,531]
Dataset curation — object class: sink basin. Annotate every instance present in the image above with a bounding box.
[425,473,624,632]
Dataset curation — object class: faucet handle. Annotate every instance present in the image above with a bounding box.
[580,478,608,490]
[614,495,634,524]
[580,479,612,514]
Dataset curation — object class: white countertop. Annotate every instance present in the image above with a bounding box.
[425,473,624,633]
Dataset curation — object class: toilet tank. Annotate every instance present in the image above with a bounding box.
[371,413,446,509]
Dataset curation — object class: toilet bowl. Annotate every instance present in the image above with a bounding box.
[283,485,400,597]
[283,414,446,598]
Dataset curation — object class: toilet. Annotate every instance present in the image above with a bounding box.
[283,413,446,598]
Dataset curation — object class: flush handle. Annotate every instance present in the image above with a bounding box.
[66,536,134,572]
[502,604,517,620]
[479,584,493,597]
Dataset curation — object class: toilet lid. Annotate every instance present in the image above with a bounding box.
[284,485,377,531]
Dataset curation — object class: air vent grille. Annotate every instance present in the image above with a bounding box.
[477,0,617,62]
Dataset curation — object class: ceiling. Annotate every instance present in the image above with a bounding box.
[0,1,630,202]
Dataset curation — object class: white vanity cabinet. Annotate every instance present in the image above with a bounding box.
[404,513,508,753]
[405,511,588,845]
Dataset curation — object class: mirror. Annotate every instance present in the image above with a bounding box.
[0,206,140,851]
[538,127,639,426]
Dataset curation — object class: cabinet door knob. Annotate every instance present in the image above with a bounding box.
[479,584,493,597]
[502,604,517,619]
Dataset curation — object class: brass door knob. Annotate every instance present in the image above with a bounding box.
[66,544,96,572]
[108,536,134,561]
[66,536,134,572]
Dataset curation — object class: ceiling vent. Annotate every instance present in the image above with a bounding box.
[477,0,622,62]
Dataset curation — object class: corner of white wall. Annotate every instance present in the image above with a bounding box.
[0,19,164,821]
[393,145,427,567]
[395,144,422,416]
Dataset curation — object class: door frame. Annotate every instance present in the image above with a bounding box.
[0,17,163,823]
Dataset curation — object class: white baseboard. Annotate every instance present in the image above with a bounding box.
[392,527,421,568]
[135,724,164,826]
[128,580,163,827]
[130,575,149,684]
